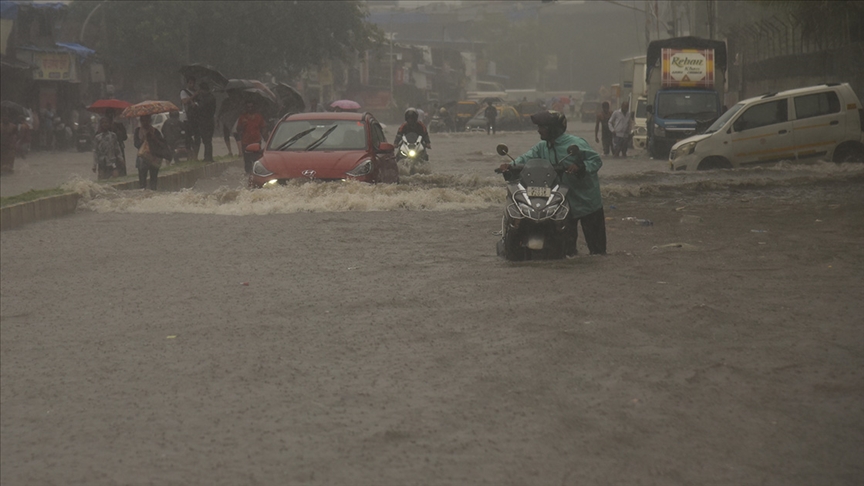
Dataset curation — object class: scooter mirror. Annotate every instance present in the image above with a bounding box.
[496,144,509,156]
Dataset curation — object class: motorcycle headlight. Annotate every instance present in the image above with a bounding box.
[408,150,416,157]
[346,158,373,177]
[252,159,273,177]
[671,141,698,160]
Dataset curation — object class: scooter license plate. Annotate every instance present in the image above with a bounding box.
[527,186,550,197]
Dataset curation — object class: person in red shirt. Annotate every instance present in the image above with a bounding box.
[234,101,267,174]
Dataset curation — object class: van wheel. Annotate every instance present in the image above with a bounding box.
[697,156,732,170]
[833,143,864,163]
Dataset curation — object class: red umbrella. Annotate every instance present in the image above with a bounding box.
[120,100,180,118]
[86,98,132,114]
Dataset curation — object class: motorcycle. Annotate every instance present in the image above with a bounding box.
[74,116,96,152]
[494,143,583,261]
[428,113,449,133]
[396,132,429,174]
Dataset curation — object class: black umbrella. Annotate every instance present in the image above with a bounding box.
[271,83,305,113]
[179,64,229,88]
[1,100,27,121]
[223,79,257,91]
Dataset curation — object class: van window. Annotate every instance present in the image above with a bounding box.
[635,98,647,118]
[733,100,788,132]
[793,91,841,120]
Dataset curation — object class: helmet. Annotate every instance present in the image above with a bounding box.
[530,110,567,139]
[405,108,419,122]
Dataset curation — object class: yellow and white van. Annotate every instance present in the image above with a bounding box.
[669,83,864,170]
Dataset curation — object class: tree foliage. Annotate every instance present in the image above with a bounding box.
[70,0,384,80]
[757,1,864,46]
[473,14,544,89]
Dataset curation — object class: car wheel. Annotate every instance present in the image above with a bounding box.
[697,156,732,170]
[832,143,864,163]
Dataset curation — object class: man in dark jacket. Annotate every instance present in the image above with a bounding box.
[484,102,498,135]
[193,82,217,162]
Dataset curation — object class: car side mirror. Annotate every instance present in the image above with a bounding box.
[245,143,261,153]
[496,144,509,156]
[377,142,394,153]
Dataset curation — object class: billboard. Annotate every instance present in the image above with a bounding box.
[661,48,715,88]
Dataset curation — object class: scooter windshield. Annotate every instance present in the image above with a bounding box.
[519,158,559,188]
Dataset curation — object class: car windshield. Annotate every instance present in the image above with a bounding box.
[704,103,744,134]
[268,119,367,151]
[457,104,477,115]
[635,99,647,118]
[657,92,719,119]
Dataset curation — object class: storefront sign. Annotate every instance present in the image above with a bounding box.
[33,52,72,80]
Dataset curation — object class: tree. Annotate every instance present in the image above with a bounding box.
[472,13,544,89]
[70,1,384,81]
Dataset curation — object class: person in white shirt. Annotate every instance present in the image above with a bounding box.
[607,100,632,157]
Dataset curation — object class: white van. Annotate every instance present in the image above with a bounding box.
[669,83,864,170]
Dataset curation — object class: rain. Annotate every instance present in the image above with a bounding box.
[1,1,863,484]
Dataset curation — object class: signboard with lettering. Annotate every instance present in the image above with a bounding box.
[661,48,714,88]
[33,52,73,81]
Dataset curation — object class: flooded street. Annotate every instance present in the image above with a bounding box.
[2,122,864,485]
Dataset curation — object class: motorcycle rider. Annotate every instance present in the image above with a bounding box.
[393,108,431,151]
[498,110,606,256]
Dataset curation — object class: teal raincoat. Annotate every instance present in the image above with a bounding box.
[511,133,604,218]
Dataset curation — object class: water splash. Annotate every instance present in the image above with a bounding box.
[73,160,864,215]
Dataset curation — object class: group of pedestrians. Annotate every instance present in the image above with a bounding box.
[594,100,634,157]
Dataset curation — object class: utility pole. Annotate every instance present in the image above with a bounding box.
[708,0,715,39]
[386,32,397,108]
[645,0,651,46]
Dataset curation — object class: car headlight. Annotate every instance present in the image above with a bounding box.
[252,159,273,177]
[346,159,373,177]
[671,141,698,160]
[654,126,666,137]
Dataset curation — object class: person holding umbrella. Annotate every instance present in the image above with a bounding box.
[92,117,123,180]
[87,99,132,175]
[133,114,173,190]
[122,102,179,190]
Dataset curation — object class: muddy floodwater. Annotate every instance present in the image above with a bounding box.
[2,126,863,485]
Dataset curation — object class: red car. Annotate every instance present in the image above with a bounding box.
[248,112,399,187]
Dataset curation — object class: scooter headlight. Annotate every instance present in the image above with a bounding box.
[408,150,416,157]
